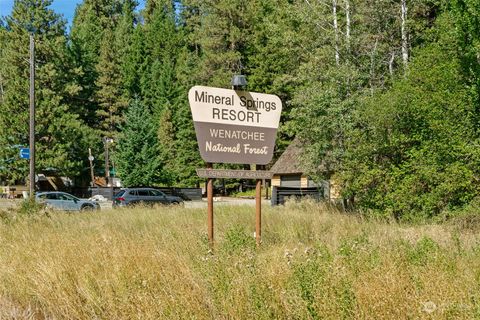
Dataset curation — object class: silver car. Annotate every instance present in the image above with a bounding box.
[36,192,100,211]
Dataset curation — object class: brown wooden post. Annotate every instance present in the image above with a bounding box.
[255,178,262,246]
[207,163,214,248]
[255,165,264,246]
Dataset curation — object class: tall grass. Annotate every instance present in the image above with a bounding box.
[1,200,480,319]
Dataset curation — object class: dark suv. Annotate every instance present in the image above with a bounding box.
[113,188,184,207]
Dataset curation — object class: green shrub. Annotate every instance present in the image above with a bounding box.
[18,199,48,217]
[222,225,256,254]
[405,236,440,266]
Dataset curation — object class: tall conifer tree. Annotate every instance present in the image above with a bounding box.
[70,0,120,126]
[95,0,137,139]
[114,98,163,186]
[134,1,202,186]
[0,0,93,183]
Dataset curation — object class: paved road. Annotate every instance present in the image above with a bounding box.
[184,197,260,208]
[0,197,268,211]
[0,199,20,210]
[97,197,259,209]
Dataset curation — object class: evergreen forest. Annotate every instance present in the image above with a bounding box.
[0,0,479,219]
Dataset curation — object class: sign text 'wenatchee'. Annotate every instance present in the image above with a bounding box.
[188,86,282,165]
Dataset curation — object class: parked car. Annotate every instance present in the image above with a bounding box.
[36,191,100,211]
[113,188,184,207]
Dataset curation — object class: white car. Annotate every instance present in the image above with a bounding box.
[36,192,100,211]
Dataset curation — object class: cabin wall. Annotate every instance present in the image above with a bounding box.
[271,174,323,205]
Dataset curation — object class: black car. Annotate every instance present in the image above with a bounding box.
[113,188,184,207]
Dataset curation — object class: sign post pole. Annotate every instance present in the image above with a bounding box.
[255,175,262,246]
[188,83,282,248]
[207,163,214,248]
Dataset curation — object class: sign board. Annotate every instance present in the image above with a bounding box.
[19,148,30,159]
[196,169,273,179]
[188,86,282,165]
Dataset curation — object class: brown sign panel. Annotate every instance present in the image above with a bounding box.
[188,86,282,165]
[196,169,273,179]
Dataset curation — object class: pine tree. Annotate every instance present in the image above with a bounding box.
[96,0,138,138]
[171,96,204,187]
[140,1,181,109]
[114,98,163,186]
[136,2,202,186]
[70,0,115,126]
[182,0,255,87]
[95,26,129,137]
[0,22,6,105]
[0,0,94,183]
[115,0,138,99]
[70,0,138,181]
[157,104,175,185]
[70,0,132,131]
[122,23,145,98]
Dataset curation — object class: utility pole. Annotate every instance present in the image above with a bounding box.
[88,148,95,187]
[104,139,110,186]
[104,137,113,200]
[29,33,35,198]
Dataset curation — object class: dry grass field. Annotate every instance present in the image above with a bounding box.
[1,200,480,319]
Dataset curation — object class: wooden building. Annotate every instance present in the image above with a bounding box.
[270,138,339,205]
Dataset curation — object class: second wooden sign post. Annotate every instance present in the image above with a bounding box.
[189,84,282,247]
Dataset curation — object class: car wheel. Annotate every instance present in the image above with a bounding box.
[81,205,94,211]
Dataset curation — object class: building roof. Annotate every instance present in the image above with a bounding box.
[270,138,307,175]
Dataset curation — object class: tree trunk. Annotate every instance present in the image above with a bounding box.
[0,73,4,102]
[369,38,378,94]
[344,0,350,52]
[401,0,408,71]
[333,0,340,65]
[389,51,395,76]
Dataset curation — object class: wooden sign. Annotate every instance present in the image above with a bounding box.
[188,86,282,165]
[196,169,273,179]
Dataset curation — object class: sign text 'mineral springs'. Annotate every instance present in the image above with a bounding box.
[188,86,282,164]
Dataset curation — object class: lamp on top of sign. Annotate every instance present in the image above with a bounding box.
[188,86,282,165]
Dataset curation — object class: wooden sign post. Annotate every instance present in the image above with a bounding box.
[207,163,214,248]
[189,86,282,247]
[255,174,262,246]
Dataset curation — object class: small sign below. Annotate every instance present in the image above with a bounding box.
[196,169,273,179]
[19,148,30,159]
[188,86,282,165]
